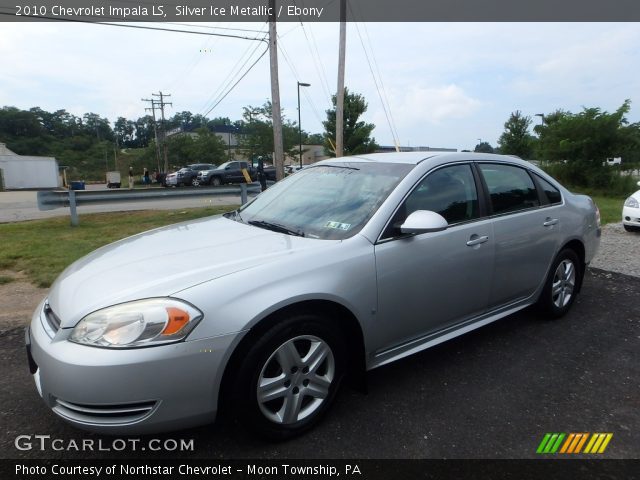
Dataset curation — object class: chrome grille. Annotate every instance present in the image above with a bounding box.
[53,398,157,425]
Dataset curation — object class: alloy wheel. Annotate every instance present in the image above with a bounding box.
[256,335,335,425]
[551,259,576,308]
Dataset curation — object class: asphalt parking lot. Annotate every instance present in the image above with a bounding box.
[1,268,638,460]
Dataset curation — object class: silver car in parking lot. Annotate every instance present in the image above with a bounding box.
[27,152,601,439]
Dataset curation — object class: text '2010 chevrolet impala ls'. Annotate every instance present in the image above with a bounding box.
[26,152,600,440]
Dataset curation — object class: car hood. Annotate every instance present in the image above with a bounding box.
[48,216,332,327]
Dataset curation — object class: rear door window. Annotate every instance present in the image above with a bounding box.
[479,164,539,215]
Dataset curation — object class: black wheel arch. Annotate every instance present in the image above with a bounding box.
[217,300,367,419]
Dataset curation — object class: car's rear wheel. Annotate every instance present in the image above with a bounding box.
[231,314,345,440]
[537,248,581,318]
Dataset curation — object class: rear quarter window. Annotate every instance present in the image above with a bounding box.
[533,173,562,205]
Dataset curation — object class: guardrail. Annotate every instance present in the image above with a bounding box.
[37,183,266,226]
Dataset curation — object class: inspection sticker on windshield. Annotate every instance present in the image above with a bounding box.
[325,221,351,231]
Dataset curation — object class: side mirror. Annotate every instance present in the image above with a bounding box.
[400,210,448,234]
[225,166,231,170]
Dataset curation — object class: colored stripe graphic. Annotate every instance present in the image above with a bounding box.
[537,433,612,454]
[584,433,613,454]
[537,433,565,454]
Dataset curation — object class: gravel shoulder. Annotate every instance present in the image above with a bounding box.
[589,223,640,277]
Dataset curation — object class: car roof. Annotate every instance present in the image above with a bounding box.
[316,151,531,169]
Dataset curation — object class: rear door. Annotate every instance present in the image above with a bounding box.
[477,163,561,308]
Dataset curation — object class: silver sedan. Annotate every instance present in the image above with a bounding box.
[27,152,601,440]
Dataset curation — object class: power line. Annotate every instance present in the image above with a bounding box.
[360,20,402,148]
[297,0,333,103]
[199,32,268,117]
[163,24,222,92]
[201,43,269,118]
[0,13,270,44]
[349,4,401,150]
[277,34,326,126]
[164,22,266,34]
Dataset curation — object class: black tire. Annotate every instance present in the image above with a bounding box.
[623,224,640,232]
[211,177,222,186]
[231,314,346,441]
[537,248,581,319]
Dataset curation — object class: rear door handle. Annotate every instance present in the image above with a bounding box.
[466,235,489,247]
[543,218,559,227]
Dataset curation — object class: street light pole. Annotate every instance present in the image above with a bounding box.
[297,82,311,168]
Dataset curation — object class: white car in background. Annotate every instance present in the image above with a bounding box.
[622,181,640,232]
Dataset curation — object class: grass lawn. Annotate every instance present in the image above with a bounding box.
[588,195,623,226]
[0,206,235,288]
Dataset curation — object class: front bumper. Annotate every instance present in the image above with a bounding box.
[28,303,240,434]
[622,206,640,227]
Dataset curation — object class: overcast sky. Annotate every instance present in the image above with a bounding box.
[1,21,639,151]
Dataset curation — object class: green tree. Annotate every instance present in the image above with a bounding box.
[306,133,324,145]
[537,100,639,191]
[537,101,631,164]
[323,88,378,156]
[237,102,302,161]
[114,117,135,147]
[474,141,494,153]
[497,110,535,158]
[164,129,227,167]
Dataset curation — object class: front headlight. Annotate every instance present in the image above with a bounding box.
[70,298,203,348]
[624,196,639,208]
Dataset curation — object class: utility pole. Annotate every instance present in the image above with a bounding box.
[269,0,285,180]
[152,91,172,173]
[142,97,162,172]
[335,0,347,158]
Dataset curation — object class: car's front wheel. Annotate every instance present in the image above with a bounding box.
[537,248,581,318]
[231,314,345,440]
[211,177,222,186]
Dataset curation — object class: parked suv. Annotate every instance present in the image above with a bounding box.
[204,161,256,186]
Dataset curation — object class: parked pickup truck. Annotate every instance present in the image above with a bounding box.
[198,161,256,186]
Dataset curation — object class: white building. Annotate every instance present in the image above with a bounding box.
[0,143,60,190]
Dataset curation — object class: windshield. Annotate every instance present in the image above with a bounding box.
[237,162,413,240]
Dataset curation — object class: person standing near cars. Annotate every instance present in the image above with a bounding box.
[128,166,135,189]
[143,168,150,187]
[257,157,267,192]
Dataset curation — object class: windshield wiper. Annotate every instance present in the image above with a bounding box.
[319,164,360,171]
[224,209,244,223]
[248,220,305,237]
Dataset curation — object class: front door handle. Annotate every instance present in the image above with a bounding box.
[466,235,489,247]
[543,218,559,227]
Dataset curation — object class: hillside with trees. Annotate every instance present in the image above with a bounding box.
[0,105,322,182]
